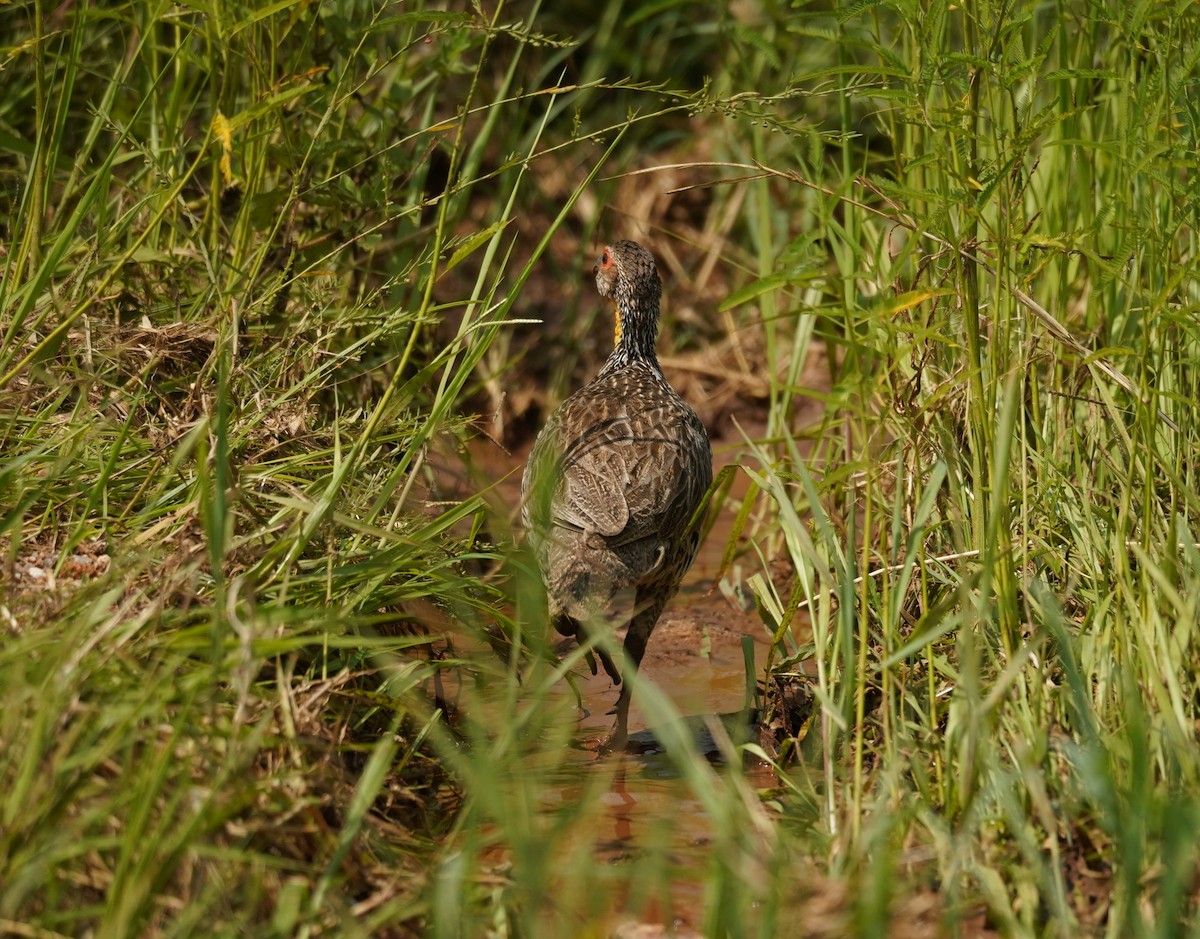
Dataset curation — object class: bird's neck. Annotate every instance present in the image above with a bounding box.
[599,297,660,377]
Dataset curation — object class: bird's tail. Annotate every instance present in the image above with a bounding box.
[547,559,622,684]
[547,555,617,624]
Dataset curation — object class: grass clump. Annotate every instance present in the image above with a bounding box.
[3,0,1200,937]
[732,0,1200,933]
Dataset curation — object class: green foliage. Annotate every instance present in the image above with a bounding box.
[3,0,1200,936]
[733,0,1200,934]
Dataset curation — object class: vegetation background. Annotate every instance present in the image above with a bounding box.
[2,0,1199,936]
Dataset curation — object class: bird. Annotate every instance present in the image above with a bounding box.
[521,240,713,752]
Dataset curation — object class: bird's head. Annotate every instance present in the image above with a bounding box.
[594,240,662,351]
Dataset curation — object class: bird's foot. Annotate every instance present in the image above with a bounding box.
[581,725,628,755]
[583,695,630,755]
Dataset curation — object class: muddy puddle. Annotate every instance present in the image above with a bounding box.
[534,588,782,933]
[459,571,784,934]
[425,429,812,933]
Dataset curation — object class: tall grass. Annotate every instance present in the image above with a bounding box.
[734,1,1200,933]
[2,0,1199,936]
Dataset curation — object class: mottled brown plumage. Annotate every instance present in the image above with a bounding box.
[521,241,712,752]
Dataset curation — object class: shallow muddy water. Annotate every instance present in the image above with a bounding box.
[513,571,785,933]
[436,429,806,932]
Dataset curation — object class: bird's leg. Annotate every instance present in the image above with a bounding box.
[594,640,623,686]
[588,587,672,754]
[573,617,623,685]
[556,611,623,683]
[595,612,656,754]
[597,683,631,755]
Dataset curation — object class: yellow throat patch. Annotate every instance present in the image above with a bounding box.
[611,299,622,347]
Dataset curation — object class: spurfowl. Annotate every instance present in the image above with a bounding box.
[521,240,713,752]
